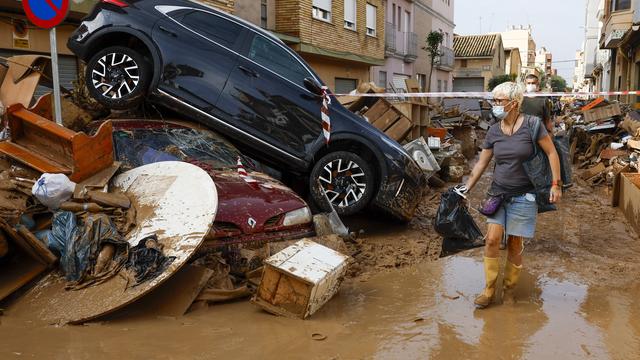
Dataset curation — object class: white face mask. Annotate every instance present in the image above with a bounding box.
[492,105,507,120]
[525,84,538,93]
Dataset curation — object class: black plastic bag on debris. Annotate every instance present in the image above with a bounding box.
[434,188,484,256]
[49,211,128,286]
[126,234,175,287]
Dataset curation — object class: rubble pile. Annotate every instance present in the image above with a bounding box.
[562,98,640,188]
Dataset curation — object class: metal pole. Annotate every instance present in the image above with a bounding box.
[49,27,63,126]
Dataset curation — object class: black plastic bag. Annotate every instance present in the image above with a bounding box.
[553,135,573,186]
[434,188,484,255]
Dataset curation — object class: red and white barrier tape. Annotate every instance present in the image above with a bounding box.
[332,90,640,98]
[321,86,331,144]
[237,157,272,189]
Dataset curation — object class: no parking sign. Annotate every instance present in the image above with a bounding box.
[23,0,70,29]
[21,0,70,126]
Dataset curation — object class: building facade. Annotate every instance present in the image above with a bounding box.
[504,47,522,80]
[599,0,640,104]
[501,25,537,78]
[452,33,505,91]
[275,0,385,93]
[423,0,455,92]
[370,0,417,91]
[535,47,553,76]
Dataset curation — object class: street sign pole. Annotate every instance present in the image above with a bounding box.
[49,27,63,126]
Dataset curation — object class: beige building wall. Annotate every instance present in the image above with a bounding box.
[501,28,536,67]
[0,14,75,55]
[303,55,371,91]
[233,0,276,29]
[276,0,385,61]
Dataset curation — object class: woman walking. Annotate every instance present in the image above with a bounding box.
[463,82,562,308]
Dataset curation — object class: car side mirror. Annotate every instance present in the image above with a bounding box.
[304,77,323,95]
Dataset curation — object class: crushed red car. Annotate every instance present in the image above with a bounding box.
[89,119,315,246]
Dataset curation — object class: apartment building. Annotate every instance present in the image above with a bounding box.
[501,25,537,78]
[535,47,553,76]
[504,47,522,80]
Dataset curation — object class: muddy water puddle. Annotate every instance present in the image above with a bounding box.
[2,254,639,359]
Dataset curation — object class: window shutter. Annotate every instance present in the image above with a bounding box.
[366,4,376,29]
[313,0,332,12]
[344,0,356,23]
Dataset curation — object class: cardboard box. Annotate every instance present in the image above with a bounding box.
[252,239,349,319]
[618,173,640,236]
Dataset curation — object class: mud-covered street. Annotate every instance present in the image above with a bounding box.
[1,170,639,359]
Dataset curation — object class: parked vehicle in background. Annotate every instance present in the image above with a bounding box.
[89,119,315,245]
[69,0,427,221]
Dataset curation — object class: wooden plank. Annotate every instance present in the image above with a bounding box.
[15,224,57,266]
[619,173,640,236]
[581,162,606,180]
[612,165,630,207]
[362,99,390,122]
[118,265,213,317]
[0,141,70,174]
[385,116,413,141]
[87,190,131,209]
[372,109,401,131]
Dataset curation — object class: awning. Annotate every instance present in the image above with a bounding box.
[294,42,385,66]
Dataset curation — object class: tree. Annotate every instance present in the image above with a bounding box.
[487,74,516,91]
[422,31,444,92]
[549,75,567,92]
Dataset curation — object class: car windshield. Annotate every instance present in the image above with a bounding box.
[113,127,242,171]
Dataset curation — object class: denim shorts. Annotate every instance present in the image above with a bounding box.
[486,193,538,238]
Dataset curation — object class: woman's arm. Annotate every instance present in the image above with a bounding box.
[537,135,562,203]
[465,149,493,191]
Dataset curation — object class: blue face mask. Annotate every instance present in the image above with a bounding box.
[492,105,507,120]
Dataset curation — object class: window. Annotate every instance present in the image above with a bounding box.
[260,0,268,28]
[444,80,448,92]
[181,10,243,48]
[392,4,396,30]
[417,74,426,91]
[366,3,377,37]
[611,0,631,12]
[313,0,332,22]
[335,78,358,94]
[378,71,387,88]
[344,0,356,30]
[461,59,468,68]
[437,80,442,92]
[248,35,312,87]
[397,6,401,31]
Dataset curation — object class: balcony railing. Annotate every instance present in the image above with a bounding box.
[436,46,454,70]
[384,25,417,63]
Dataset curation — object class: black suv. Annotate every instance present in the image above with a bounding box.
[68,0,426,220]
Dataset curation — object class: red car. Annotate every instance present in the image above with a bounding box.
[92,119,315,246]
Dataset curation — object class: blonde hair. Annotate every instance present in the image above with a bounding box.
[492,82,524,107]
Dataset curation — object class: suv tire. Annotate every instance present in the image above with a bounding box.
[85,46,150,110]
[310,151,375,216]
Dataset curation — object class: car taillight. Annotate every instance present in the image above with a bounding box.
[101,0,128,7]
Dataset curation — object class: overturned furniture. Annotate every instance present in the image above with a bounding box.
[252,239,349,319]
[0,104,113,182]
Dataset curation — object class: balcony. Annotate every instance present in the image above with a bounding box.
[600,8,633,49]
[384,25,417,63]
[436,46,454,71]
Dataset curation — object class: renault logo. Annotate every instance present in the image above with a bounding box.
[248,217,257,228]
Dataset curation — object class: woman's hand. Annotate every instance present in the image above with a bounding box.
[550,185,562,203]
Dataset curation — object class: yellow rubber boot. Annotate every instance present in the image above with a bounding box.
[474,257,500,309]
[503,261,522,305]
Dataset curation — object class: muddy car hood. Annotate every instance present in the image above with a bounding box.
[211,170,308,234]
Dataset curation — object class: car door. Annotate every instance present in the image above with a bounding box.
[217,32,324,160]
[152,6,245,113]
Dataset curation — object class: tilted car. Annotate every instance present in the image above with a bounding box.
[89,119,315,246]
[69,0,427,221]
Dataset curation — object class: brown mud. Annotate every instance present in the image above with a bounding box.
[1,171,640,359]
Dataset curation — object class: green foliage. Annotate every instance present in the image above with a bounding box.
[549,75,567,92]
[487,74,513,91]
[422,31,444,92]
[423,31,444,59]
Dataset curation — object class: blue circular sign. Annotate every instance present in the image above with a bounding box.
[23,0,70,29]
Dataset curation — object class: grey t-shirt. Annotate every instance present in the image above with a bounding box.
[482,115,548,196]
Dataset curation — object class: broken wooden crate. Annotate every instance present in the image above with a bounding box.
[583,103,622,123]
[356,98,413,142]
[0,104,113,182]
[618,173,640,236]
[252,239,349,319]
